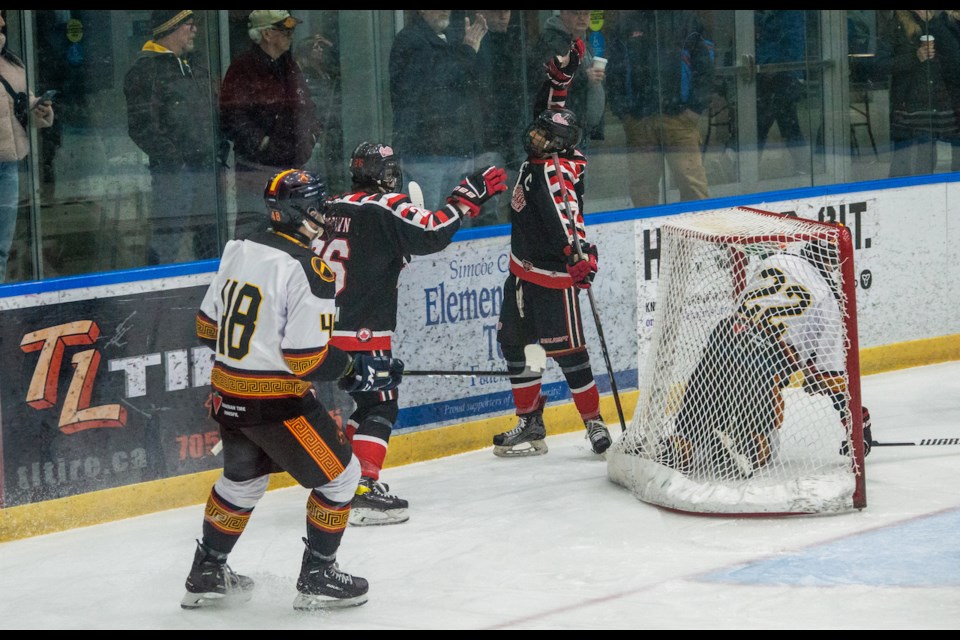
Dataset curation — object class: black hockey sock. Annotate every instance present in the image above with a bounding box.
[306,489,350,559]
[201,487,253,555]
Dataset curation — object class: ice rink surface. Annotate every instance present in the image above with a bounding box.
[2,362,958,630]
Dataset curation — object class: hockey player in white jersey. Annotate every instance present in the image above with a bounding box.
[181,169,403,612]
[659,239,872,478]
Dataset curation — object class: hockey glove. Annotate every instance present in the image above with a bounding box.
[447,166,508,218]
[339,354,405,393]
[563,241,598,289]
[546,37,585,88]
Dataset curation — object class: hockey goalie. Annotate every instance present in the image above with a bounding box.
[659,240,871,480]
[608,208,869,515]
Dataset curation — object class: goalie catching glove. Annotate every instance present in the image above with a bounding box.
[563,241,598,289]
[339,353,405,393]
[447,166,508,218]
[546,37,585,89]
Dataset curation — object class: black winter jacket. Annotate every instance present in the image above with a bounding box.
[123,45,216,170]
[389,13,481,158]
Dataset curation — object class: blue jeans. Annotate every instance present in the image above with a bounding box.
[0,160,20,283]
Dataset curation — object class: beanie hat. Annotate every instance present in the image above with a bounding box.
[248,10,300,30]
[151,10,194,38]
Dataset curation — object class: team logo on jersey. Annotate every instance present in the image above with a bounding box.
[311,257,335,282]
[211,391,223,415]
[356,328,373,342]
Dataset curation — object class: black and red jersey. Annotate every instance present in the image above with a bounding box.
[312,190,463,351]
[507,150,588,290]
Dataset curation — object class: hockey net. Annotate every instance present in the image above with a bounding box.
[608,207,866,515]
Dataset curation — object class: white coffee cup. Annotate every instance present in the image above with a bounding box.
[920,34,934,43]
[592,56,608,71]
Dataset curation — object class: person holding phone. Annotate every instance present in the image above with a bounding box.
[1,11,54,283]
[32,88,57,108]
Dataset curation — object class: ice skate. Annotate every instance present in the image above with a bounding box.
[349,476,409,526]
[180,540,255,609]
[655,435,694,473]
[493,396,548,457]
[293,538,368,611]
[585,418,611,455]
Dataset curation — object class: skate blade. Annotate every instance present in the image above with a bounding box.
[180,589,253,610]
[293,592,369,611]
[349,507,409,527]
[492,440,548,457]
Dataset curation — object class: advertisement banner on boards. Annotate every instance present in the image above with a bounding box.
[0,282,221,507]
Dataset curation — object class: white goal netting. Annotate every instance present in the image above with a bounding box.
[608,207,866,515]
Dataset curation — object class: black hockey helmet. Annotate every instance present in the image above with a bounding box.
[350,141,402,192]
[263,169,329,236]
[800,237,841,286]
[524,108,582,157]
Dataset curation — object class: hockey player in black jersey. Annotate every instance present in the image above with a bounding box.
[182,169,404,612]
[313,141,507,525]
[493,37,612,458]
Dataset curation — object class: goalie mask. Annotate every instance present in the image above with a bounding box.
[350,141,403,193]
[264,169,330,238]
[524,108,582,158]
[800,239,839,271]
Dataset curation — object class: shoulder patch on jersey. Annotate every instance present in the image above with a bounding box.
[311,257,335,282]
[511,181,526,212]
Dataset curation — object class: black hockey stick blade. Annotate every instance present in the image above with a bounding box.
[871,437,960,447]
[406,344,547,378]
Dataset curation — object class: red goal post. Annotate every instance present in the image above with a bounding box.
[607,206,865,515]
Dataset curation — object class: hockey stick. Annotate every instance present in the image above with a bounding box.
[408,180,425,208]
[406,344,548,378]
[550,152,627,433]
[871,437,960,447]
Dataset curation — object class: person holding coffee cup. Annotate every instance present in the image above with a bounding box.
[875,10,957,177]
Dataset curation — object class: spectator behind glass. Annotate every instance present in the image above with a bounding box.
[295,32,346,195]
[0,11,54,283]
[755,10,809,176]
[473,9,526,225]
[934,9,960,171]
[876,10,958,177]
[606,10,715,207]
[529,10,605,148]
[220,10,319,240]
[123,10,219,266]
[389,10,486,213]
